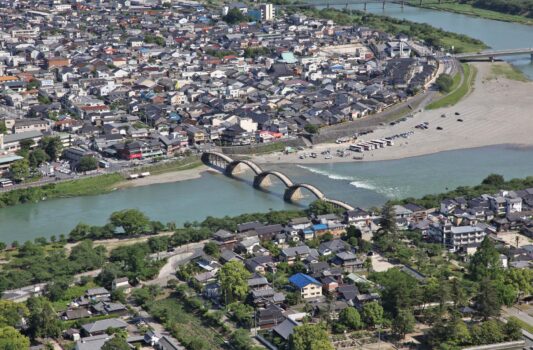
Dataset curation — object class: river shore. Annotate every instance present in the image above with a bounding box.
[115,165,210,189]
[254,62,533,165]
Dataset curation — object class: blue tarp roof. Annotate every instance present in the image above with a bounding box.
[312,224,328,231]
[289,273,321,288]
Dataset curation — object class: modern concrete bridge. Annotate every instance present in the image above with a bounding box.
[276,0,448,10]
[455,48,533,61]
[202,151,355,211]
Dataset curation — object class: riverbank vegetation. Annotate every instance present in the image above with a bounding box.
[396,173,533,208]
[426,63,476,109]
[297,7,487,53]
[0,156,201,208]
[487,63,529,82]
[408,0,533,25]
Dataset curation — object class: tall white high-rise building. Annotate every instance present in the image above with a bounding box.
[260,3,275,21]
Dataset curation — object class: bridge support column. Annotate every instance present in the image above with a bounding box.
[401,0,404,9]
[382,1,385,9]
[364,2,367,11]
[290,188,303,201]
[345,3,348,10]
[531,53,533,62]
[419,0,422,5]
[254,175,272,189]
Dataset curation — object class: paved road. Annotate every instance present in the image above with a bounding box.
[143,240,206,287]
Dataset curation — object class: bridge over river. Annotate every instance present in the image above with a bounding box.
[202,151,355,211]
[276,0,453,10]
[455,48,533,61]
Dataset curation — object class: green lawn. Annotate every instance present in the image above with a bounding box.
[407,1,533,25]
[427,63,477,110]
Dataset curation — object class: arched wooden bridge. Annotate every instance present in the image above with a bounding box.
[202,151,355,211]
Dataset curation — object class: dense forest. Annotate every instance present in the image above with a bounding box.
[461,0,533,17]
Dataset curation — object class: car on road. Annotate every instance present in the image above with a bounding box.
[437,126,443,130]
[457,119,463,122]
[455,112,461,115]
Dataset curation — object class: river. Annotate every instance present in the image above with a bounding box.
[310,1,533,78]
[2,145,533,243]
[2,4,533,243]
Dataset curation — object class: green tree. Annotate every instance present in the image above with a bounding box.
[77,156,98,172]
[377,202,397,236]
[230,329,253,350]
[38,136,63,160]
[69,223,92,241]
[46,277,72,301]
[28,148,49,168]
[361,301,384,328]
[219,261,250,303]
[0,121,6,134]
[26,297,62,339]
[9,159,30,182]
[504,317,523,341]
[289,323,334,350]
[222,8,249,24]
[469,237,502,281]
[0,326,30,349]
[435,73,454,93]
[470,320,505,345]
[304,124,319,134]
[339,307,362,330]
[0,301,29,328]
[475,278,501,319]
[392,309,415,339]
[203,241,220,257]
[109,209,150,235]
[307,200,343,216]
[101,336,130,350]
[481,174,505,187]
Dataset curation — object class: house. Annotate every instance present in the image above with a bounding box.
[333,252,364,272]
[318,239,349,256]
[245,256,274,274]
[85,287,110,301]
[111,277,132,293]
[237,236,261,254]
[81,318,127,336]
[157,335,186,350]
[289,273,323,299]
[256,303,285,329]
[75,334,114,350]
[273,318,300,340]
[281,245,310,264]
[212,229,238,249]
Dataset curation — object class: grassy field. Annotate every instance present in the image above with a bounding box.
[407,1,533,25]
[135,156,202,175]
[50,173,125,198]
[487,63,529,82]
[148,297,225,350]
[426,63,477,110]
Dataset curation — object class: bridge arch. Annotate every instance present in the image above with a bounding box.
[284,183,325,202]
[254,170,294,189]
[323,198,355,211]
[226,159,263,176]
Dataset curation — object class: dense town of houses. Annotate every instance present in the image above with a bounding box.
[0,0,437,180]
[3,182,533,349]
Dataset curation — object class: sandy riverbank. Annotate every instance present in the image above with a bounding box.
[115,165,211,189]
[254,62,533,165]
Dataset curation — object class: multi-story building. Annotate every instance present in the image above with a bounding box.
[260,4,275,21]
[289,273,322,299]
[429,220,486,252]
